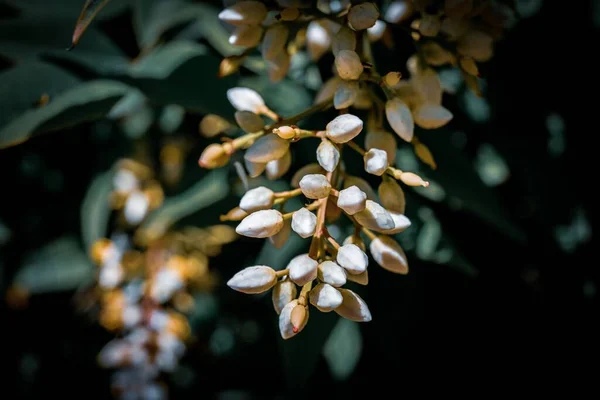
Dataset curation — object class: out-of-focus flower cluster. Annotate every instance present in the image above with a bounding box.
[91,158,237,399]
[197,0,510,339]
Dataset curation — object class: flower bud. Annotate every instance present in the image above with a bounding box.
[354,200,395,231]
[378,179,406,213]
[386,98,414,142]
[336,243,368,274]
[369,235,408,274]
[384,0,413,23]
[399,172,429,187]
[244,134,290,163]
[219,1,268,26]
[346,269,368,285]
[299,174,331,199]
[309,283,343,312]
[272,278,297,314]
[365,130,397,164]
[337,185,367,215]
[316,139,340,172]
[124,191,149,225]
[326,114,363,143]
[335,288,372,322]
[334,80,359,109]
[227,87,266,114]
[291,163,324,188]
[236,209,284,238]
[199,144,230,169]
[384,71,401,87]
[348,2,379,30]
[364,148,389,176]
[227,265,277,294]
[280,7,300,21]
[287,253,318,286]
[273,126,296,140]
[268,219,291,249]
[306,21,331,61]
[262,23,289,61]
[381,211,411,234]
[343,175,377,200]
[279,300,307,339]
[244,158,267,178]
[239,186,275,212]
[332,26,357,56]
[199,114,230,137]
[219,55,244,78]
[229,25,263,47]
[291,207,317,238]
[414,104,453,129]
[318,261,347,287]
[335,50,364,80]
[265,150,292,180]
[343,235,366,251]
[235,110,264,133]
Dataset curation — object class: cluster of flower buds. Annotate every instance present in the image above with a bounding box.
[90,159,237,398]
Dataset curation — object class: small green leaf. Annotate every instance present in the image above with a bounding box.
[81,170,114,254]
[0,79,131,149]
[323,318,363,381]
[72,0,115,47]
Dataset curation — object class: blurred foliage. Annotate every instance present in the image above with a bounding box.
[0,0,597,398]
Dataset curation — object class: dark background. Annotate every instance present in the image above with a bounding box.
[1,1,598,398]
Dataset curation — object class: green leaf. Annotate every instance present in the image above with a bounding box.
[323,318,363,381]
[0,79,131,149]
[0,17,130,74]
[0,61,80,129]
[11,236,95,294]
[81,171,114,254]
[136,169,230,244]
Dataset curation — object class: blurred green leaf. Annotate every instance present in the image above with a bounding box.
[158,104,185,134]
[126,40,208,79]
[0,79,131,149]
[0,17,130,74]
[71,0,115,47]
[323,318,362,381]
[81,170,114,253]
[12,236,95,294]
[137,169,230,244]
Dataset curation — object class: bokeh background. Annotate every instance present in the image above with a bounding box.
[1,0,597,398]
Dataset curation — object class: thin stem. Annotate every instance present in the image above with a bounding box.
[276,269,289,278]
[274,188,303,199]
[297,281,313,306]
[323,228,341,250]
[361,227,377,241]
[308,171,332,260]
[282,199,324,220]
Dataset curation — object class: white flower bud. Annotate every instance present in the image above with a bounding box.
[419,13,441,37]
[239,186,275,212]
[268,219,291,249]
[381,211,411,234]
[262,23,289,61]
[306,21,331,61]
[316,139,340,172]
[337,185,367,215]
[299,174,331,199]
[309,283,343,312]
[287,253,318,286]
[386,98,414,142]
[227,87,266,114]
[414,104,453,129]
[335,50,364,80]
[291,163,324,188]
[346,269,368,285]
[354,200,395,231]
[332,27,357,56]
[219,1,268,26]
[244,134,290,163]
[236,209,284,238]
[315,76,342,104]
[272,278,297,314]
[348,2,379,30]
[369,235,408,274]
[229,25,263,47]
[265,150,292,180]
[291,207,317,238]
[318,261,347,287]
[365,130,397,165]
[363,148,388,176]
[279,299,308,339]
[124,190,149,225]
[335,288,372,322]
[378,179,406,214]
[326,114,363,143]
[367,19,387,41]
[235,110,264,133]
[343,175,377,200]
[336,243,368,274]
[334,80,359,109]
[244,158,267,178]
[227,265,277,294]
[343,235,366,251]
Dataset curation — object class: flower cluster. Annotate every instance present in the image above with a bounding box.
[91,158,237,398]
[196,0,510,339]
